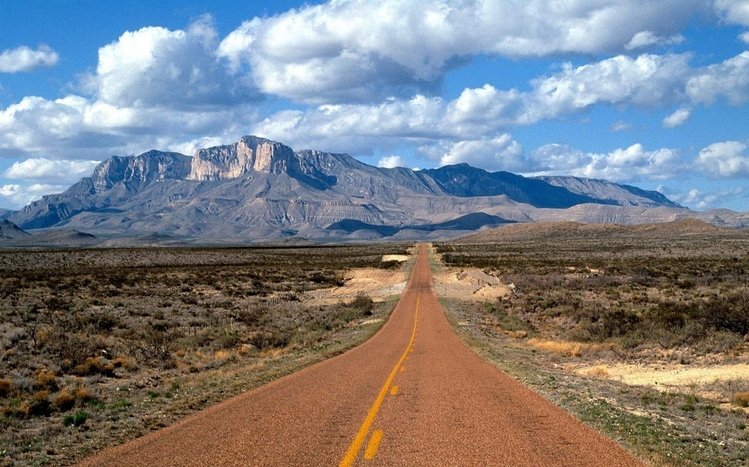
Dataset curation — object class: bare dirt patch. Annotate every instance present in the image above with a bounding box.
[381,254,409,263]
[306,268,409,306]
[574,363,749,388]
[433,267,514,301]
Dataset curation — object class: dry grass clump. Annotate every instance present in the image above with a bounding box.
[527,338,608,357]
[528,338,584,357]
[585,365,610,378]
[53,388,76,411]
[732,392,749,408]
[0,377,12,396]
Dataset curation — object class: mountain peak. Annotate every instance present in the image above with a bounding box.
[188,135,296,181]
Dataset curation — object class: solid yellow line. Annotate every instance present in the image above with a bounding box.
[338,294,420,467]
[364,429,383,460]
[390,385,398,396]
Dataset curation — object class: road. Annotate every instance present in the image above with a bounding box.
[81,244,640,466]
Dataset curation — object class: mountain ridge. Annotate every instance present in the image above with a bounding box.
[5,135,747,242]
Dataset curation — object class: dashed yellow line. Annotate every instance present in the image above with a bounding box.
[338,294,420,467]
[364,429,383,460]
[390,385,399,396]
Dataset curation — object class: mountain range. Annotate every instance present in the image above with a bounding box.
[2,135,747,244]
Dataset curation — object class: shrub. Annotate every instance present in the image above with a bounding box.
[72,356,115,377]
[0,378,12,397]
[33,370,58,391]
[73,385,94,403]
[733,392,749,408]
[349,294,374,316]
[703,292,749,335]
[53,388,76,412]
[63,410,88,427]
[22,391,51,417]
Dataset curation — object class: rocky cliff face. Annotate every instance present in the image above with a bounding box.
[91,150,191,193]
[188,136,297,181]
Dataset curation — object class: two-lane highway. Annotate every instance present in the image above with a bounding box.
[82,245,640,466]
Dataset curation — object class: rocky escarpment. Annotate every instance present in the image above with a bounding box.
[188,136,338,190]
[89,151,191,193]
[188,136,297,180]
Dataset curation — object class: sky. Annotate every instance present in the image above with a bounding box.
[1,0,749,211]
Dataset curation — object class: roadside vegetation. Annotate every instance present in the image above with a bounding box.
[435,233,749,466]
[0,245,409,465]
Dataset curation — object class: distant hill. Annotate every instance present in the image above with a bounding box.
[328,212,513,237]
[454,219,735,243]
[4,135,745,243]
[538,176,681,208]
[0,220,30,240]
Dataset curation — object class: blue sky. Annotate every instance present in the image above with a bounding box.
[1,0,748,211]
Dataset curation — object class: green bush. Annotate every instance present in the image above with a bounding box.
[62,410,87,427]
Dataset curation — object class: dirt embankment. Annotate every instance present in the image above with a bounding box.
[307,249,514,306]
[433,268,514,301]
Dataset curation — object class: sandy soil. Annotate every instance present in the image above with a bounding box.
[574,362,749,410]
[575,362,749,387]
[381,255,410,262]
[305,268,410,305]
[433,268,514,301]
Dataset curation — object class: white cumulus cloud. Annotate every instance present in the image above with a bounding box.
[219,0,702,103]
[435,135,524,172]
[4,158,100,183]
[377,155,405,168]
[663,107,692,127]
[528,143,683,181]
[660,185,748,210]
[84,17,257,109]
[714,0,749,26]
[0,45,59,73]
[695,140,749,177]
[0,183,68,209]
[253,53,693,153]
[686,51,749,104]
[625,31,685,50]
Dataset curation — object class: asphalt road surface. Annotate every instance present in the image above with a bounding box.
[81,244,641,466]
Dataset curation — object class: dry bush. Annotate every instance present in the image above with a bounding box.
[585,366,610,378]
[53,388,76,412]
[21,390,51,417]
[0,377,12,397]
[32,370,58,391]
[72,356,116,377]
[528,338,585,357]
[733,392,749,408]
[73,385,95,403]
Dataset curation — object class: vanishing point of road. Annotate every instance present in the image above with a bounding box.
[81,244,641,466]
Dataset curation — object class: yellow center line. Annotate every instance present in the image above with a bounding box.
[390,385,399,396]
[363,429,383,460]
[338,294,420,467]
